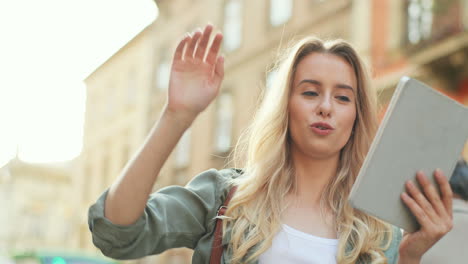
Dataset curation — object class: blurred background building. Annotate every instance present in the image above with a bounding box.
[0,155,80,253]
[3,0,467,263]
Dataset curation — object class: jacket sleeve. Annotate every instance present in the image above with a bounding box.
[384,225,403,264]
[87,168,235,260]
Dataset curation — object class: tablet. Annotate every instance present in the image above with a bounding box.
[348,76,468,232]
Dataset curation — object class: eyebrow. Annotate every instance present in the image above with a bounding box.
[298,79,355,93]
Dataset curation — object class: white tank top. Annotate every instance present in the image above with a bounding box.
[258,224,338,264]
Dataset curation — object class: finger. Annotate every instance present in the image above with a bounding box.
[434,169,453,215]
[213,55,224,86]
[206,33,223,64]
[185,31,202,60]
[195,24,213,60]
[405,179,438,221]
[401,192,432,228]
[174,35,190,61]
[415,171,447,218]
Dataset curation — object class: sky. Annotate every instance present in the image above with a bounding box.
[0,0,157,167]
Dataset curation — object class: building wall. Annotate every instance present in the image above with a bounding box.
[0,158,78,253]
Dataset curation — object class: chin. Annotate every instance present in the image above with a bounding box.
[306,145,340,160]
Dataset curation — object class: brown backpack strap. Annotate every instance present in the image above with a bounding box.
[210,185,238,264]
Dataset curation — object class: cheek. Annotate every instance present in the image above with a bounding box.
[288,106,299,134]
[288,99,304,123]
[287,101,305,138]
[339,108,357,133]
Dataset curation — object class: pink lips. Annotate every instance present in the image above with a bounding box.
[310,122,334,136]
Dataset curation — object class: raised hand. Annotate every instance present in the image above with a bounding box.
[398,169,453,263]
[167,24,224,119]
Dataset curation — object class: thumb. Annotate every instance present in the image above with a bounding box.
[213,56,224,85]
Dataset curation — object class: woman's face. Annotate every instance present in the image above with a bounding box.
[288,52,357,160]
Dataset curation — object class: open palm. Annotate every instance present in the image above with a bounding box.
[167,25,224,116]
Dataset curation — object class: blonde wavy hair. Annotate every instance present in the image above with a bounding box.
[223,37,394,264]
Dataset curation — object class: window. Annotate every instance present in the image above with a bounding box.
[215,93,234,153]
[105,84,116,118]
[83,165,92,203]
[156,59,171,91]
[28,211,46,240]
[407,0,433,44]
[102,154,110,188]
[175,129,191,168]
[174,170,187,186]
[464,0,468,29]
[266,69,278,91]
[270,0,292,27]
[224,0,242,52]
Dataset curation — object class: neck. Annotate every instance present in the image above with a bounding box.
[290,146,340,207]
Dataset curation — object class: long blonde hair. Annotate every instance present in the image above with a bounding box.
[223,37,393,264]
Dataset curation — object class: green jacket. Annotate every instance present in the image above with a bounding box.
[88,168,402,263]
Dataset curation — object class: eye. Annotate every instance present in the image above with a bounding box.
[302,91,318,96]
[336,96,351,102]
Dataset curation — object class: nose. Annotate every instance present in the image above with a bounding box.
[317,95,332,117]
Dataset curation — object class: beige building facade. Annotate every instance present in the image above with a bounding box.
[80,0,468,263]
[0,157,80,254]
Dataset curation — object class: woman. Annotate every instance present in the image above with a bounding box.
[88,24,453,264]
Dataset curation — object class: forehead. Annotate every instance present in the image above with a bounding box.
[293,52,357,89]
